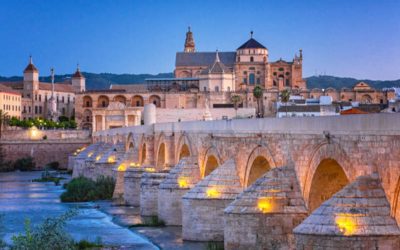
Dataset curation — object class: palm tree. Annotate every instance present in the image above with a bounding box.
[231,95,242,118]
[279,89,291,117]
[0,110,9,139]
[253,85,263,117]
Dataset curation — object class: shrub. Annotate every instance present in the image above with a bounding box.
[206,242,224,250]
[13,157,36,171]
[47,161,60,170]
[60,176,115,202]
[11,210,78,250]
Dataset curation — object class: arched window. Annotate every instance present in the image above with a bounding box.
[250,56,254,62]
[249,73,255,85]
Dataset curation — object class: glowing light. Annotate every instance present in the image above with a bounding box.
[118,164,127,171]
[336,213,357,236]
[88,152,94,157]
[178,177,188,188]
[206,187,220,198]
[129,162,140,168]
[29,126,39,139]
[145,167,155,172]
[257,197,273,213]
[107,156,116,163]
[95,155,102,161]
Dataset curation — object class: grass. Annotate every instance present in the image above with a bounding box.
[129,216,165,228]
[206,241,224,250]
[75,239,103,250]
[32,176,65,185]
[60,176,115,202]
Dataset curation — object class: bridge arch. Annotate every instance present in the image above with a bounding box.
[175,134,194,162]
[155,133,168,170]
[244,146,277,187]
[201,146,221,178]
[303,143,352,212]
[125,133,134,152]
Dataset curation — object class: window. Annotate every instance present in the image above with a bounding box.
[57,96,59,103]
[28,107,31,113]
[349,99,352,102]
[286,79,290,86]
[256,78,261,84]
[250,56,254,62]
[227,87,231,92]
[102,101,106,107]
[243,71,247,75]
[215,86,219,92]
[39,95,41,102]
[62,108,65,115]
[35,94,37,101]
[203,87,207,92]
[86,101,90,107]
[237,56,240,62]
[86,116,90,122]
[273,80,277,86]
[380,99,383,104]
[45,95,47,102]
[62,96,65,103]
[249,73,255,85]
[136,101,141,106]
[243,78,247,84]
[39,106,42,114]
[35,106,38,114]
[278,67,284,71]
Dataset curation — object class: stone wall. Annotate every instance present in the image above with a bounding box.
[1,140,89,169]
[1,128,90,141]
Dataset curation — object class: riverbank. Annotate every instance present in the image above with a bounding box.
[0,171,157,249]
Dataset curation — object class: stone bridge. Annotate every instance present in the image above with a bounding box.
[71,114,400,249]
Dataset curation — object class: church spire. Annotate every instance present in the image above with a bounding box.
[184,26,195,53]
[215,49,220,62]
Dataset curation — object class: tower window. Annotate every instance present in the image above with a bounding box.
[250,56,254,62]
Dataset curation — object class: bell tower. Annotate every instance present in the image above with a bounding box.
[72,64,86,92]
[184,26,195,53]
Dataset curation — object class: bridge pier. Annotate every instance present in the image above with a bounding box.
[224,166,308,250]
[158,156,201,225]
[182,159,243,241]
[140,171,169,217]
[123,168,144,206]
[294,174,400,249]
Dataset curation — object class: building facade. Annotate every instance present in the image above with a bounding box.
[0,57,85,120]
[0,85,22,119]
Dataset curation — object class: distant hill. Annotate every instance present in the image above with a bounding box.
[306,75,400,90]
[1,73,399,90]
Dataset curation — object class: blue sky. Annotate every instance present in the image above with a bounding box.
[0,0,399,80]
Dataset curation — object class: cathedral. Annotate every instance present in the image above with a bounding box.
[175,28,306,91]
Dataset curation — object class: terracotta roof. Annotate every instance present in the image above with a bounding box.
[340,108,368,115]
[0,81,24,89]
[0,84,21,95]
[39,82,75,93]
[237,38,267,50]
[72,69,84,78]
[110,84,148,92]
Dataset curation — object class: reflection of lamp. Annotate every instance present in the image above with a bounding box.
[129,162,140,167]
[336,213,357,236]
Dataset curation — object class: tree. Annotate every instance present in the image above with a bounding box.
[230,95,242,118]
[279,88,291,117]
[0,110,9,139]
[253,85,263,117]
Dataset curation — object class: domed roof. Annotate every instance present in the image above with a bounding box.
[72,65,85,78]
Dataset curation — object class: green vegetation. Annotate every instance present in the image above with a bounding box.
[60,176,115,202]
[206,241,224,250]
[9,210,103,250]
[253,85,263,117]
[13,157,36,171]
[129,216,165,228]
[75,239,103,250]
[8,117,77,129]
[0,109,9,139]
[230,95,242,118]
[32,168,65,185]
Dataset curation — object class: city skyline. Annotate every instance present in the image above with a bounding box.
[0,0,399,80]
